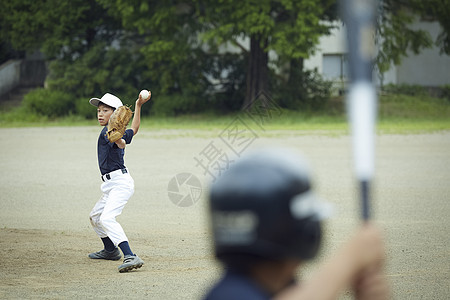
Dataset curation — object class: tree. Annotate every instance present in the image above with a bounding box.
[198,0,337,109]
[376,1,432,74]
[413,0,450,55]
[376,0,450,75]
[2,0,447,116]
[0,0,158,104]
[0,0,121,60]
[98,0,209,96]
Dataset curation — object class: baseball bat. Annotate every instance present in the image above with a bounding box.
[341,0,379,220]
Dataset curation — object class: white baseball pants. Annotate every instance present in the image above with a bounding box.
[89,169,134,246]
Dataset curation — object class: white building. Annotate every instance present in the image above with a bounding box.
[305,21,450,90]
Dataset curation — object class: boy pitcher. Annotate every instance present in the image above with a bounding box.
[88,92,151,273]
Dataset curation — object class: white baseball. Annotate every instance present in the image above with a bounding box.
[140,89,150,100]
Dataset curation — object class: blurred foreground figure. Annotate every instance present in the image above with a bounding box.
[203,148,390,300]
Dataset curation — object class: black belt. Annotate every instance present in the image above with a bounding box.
[102,168,128,182]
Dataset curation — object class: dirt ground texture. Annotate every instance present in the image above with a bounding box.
[0,127,449,299]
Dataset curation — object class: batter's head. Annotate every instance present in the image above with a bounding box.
[209,148,331,267]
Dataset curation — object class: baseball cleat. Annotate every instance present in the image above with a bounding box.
[88,248,122,261]
[118,254,144,273]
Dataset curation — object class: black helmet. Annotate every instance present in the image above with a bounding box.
[209,148,331,266]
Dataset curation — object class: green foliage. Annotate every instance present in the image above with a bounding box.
[275,69,332,111]
[412,0,450,55]
[0,0,446,118]
[199,0,336,58]
[151,94,211,117]
[46,42,152,109]
[302,70,333,110]
[194,0,339,111]
[379,85,450,124]
[270,0,336,61]
[382,84,450,104]
[3,92,448,134]
[199,0,274,44]
[0,0,119,59]
[376,0,449,73]
[441,85,450,102]
[101,0,207,97]
[0,41,23,63]
[382,83,428,96]
[75,97,95,119]
[199,0,338,98]
[23,88,74,118]
[379,93,450,120]
[202,52,247,112]
[0,0,152,115]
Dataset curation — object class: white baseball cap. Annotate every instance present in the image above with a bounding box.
[89,93,123,109]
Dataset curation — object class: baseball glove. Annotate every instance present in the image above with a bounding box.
[107,105,133,143]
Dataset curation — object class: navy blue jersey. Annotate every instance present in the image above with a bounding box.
[97,127,134,175]
[203,271,271,300]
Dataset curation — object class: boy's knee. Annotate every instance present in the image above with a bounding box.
[90,214,101,228]
[99,214,114,228]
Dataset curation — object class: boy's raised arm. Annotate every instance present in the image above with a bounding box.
[131,90,151,136]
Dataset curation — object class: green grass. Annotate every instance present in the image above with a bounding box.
[1,93,449,134]
[376,93,450,133]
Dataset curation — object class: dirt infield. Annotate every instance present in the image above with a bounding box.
[1,127,449,299]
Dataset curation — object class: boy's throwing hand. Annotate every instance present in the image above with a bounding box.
[137,90,151,106]
[130,90,152,136]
